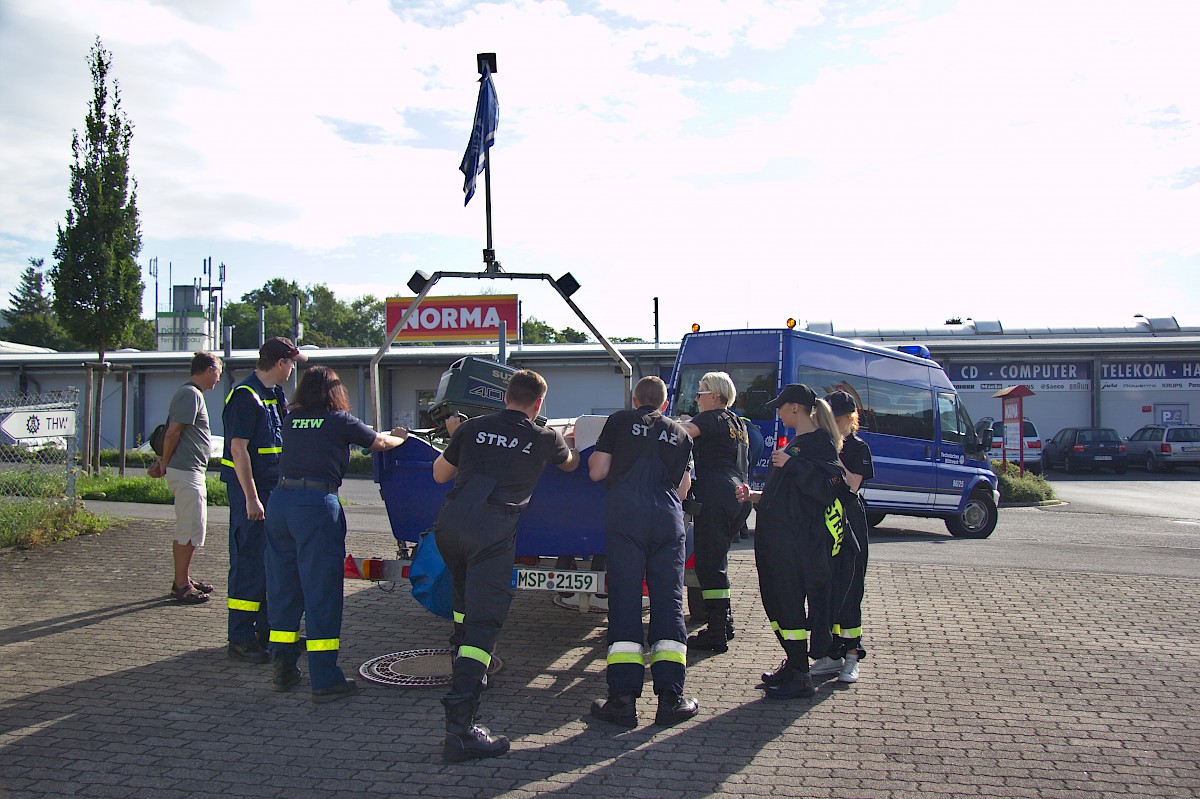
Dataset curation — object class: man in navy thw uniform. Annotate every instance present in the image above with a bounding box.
[431,369,579,762]
[221,337,304,664]
[588,376,699,728]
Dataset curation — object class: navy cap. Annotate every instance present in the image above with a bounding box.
[765,383,817,410]
[260,336,307,363]
[825,390,857,416]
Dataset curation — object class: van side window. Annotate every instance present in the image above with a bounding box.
[867,380,935,441]
[938,393,965,445]
[674,363,778,419]
[793,366,868,426]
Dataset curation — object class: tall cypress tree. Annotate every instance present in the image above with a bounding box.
[51,37,144,362]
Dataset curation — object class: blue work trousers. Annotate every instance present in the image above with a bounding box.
[264,486,348,691]
[227,480,272,644]
[604,483,687,697]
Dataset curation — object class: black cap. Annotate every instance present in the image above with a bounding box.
[765,383,817,409]
[825,390,857,416]
[260,336,307,363]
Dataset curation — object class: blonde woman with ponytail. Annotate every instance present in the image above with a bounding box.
[737,384,847,700]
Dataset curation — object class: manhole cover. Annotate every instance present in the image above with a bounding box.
[359,648,503,687]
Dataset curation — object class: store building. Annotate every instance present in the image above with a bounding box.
[2,316,1197,451]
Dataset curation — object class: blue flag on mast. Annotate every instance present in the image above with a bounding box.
[459,66,498,206]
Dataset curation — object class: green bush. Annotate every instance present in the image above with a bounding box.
[347,451,374,475]
[78,471,229,506]
[0,468,68,498]
[0,443,68,464]
[97,449,221,471]
[0,501,111,549]
[991,460,1056,504]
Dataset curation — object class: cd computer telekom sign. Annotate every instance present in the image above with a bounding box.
[385,294,519,342]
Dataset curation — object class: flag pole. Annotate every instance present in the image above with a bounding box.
[478,52,498,273]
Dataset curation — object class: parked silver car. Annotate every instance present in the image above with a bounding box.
[1125,424,1200,472]
[976,418,1043,474]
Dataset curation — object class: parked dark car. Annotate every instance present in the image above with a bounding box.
[1044,427,1127,473]
[1125,424,1200,472]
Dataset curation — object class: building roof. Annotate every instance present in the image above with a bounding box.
[0,340,57,355]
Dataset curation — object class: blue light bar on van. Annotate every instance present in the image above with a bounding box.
[896,344,931,359]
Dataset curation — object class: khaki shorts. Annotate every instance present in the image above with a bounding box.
[166,467,208,547]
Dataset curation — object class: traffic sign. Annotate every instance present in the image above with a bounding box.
[0,409,77,440]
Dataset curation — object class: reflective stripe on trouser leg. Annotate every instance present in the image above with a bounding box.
[606,641,645,666]
[307,638,340,651]
[649,639,687,695]
[227,480,269,644]
[606,641,646,697]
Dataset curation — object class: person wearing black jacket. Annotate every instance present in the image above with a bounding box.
[741,384,846,700]
[809,390,874,684]
[432,370,579,762]
[678,371,749,654]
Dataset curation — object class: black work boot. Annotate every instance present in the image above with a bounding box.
[687,598,730,652]
[764,670,816,700]
[686,625,728,653]
[227,640,270,664]
[760,658,796,686]
[590,693,638,728]
[726,610,736,641]
[654,692,699,726]
[442,692,509,763]
[271,659,301,692]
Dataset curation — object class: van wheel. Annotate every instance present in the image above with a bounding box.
[1064,458,1077,474]
[946,490,998,539]
[1145,453,1159,473]
[866,512,886,529]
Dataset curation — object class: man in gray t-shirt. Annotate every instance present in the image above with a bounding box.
[148,352,223,604]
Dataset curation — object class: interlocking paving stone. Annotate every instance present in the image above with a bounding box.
[1,518,1198,798]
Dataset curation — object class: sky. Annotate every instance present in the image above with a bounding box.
[1,0,1198,343]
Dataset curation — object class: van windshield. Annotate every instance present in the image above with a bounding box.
[674,363,778,419]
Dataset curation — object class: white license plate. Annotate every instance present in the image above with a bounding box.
[511,568,604,593]
[1094,455,1112,461]
[1183,446,1199,453]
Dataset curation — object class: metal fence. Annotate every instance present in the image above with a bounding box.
[0,388,80,532]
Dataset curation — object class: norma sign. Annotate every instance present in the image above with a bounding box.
[385,295,519,342]
[0,409,77,440]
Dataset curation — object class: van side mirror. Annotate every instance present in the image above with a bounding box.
[980,428,994,450]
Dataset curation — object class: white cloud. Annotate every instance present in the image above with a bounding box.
[1,0,1197,335]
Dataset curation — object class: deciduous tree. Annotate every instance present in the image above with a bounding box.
[50,37,144,361]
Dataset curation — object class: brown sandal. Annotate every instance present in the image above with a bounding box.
[170,583,210,604]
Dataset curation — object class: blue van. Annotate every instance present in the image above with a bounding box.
[668,328,1000,538]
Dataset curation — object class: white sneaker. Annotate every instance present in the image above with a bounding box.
[838,652,859,683]
[809,656,843,676]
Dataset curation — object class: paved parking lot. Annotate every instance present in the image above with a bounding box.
[2,512,1199,799]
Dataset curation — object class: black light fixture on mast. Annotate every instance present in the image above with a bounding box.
[407,270,432,294]
[554,272,581,298]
